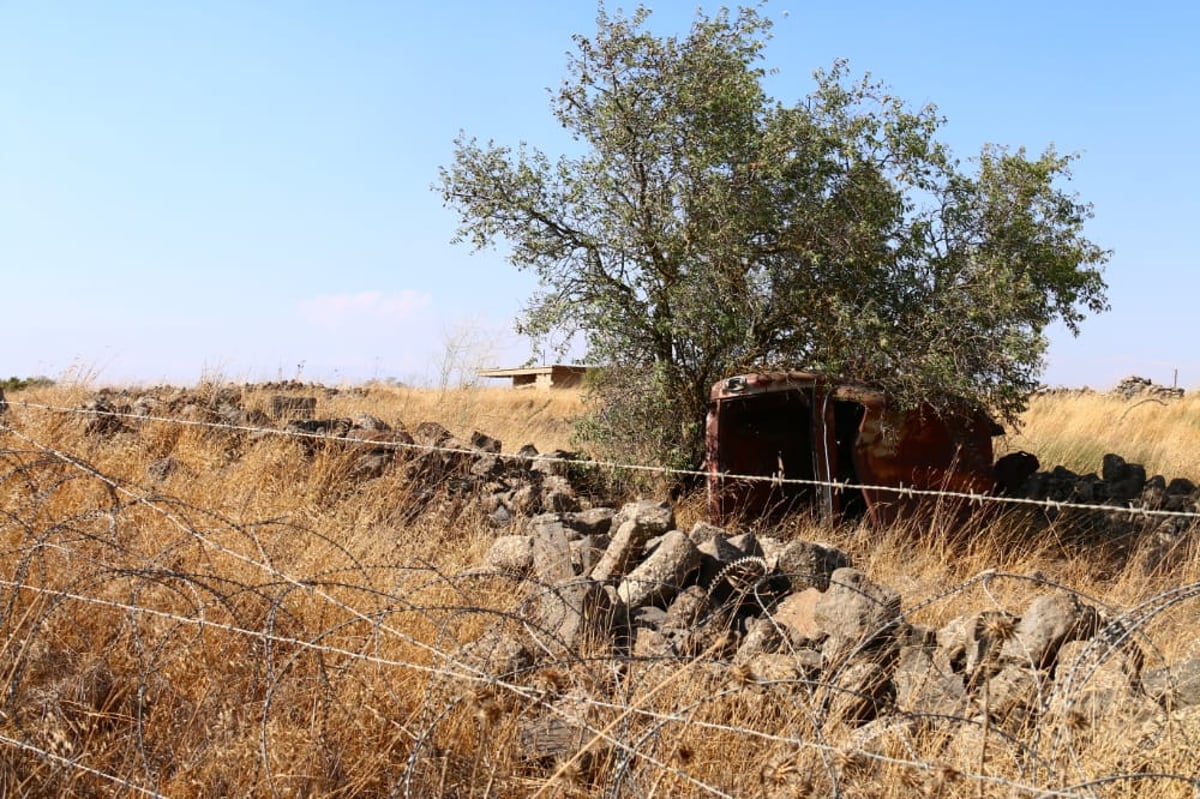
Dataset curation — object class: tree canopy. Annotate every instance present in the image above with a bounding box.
[438,4,1109,469]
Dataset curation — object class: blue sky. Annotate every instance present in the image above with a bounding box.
[1,1,1196,388]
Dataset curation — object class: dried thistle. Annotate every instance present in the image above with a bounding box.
[529,667,570,697]
[983,613,1017,643]
[728,662,756,689]
[926,764,961,795]
[833,748,869,776]
[468,688,502,727]
[1063,706,1091,733]
[760,751,801,786]
[674,743,693,765]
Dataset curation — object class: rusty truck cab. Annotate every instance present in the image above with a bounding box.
[705,371,999,526]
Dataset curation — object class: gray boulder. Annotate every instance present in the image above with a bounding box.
[531,516,576,583]
[814,568,902,663]
[1143,658,1200,709]
[774,539,852,593]
[533,579,614,655]
[616,530,700,608]
[590,501,675,583]
[1000,592,1099,669]
[483,535,534,575]
[893,645,966,716]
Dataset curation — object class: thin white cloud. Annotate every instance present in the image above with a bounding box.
[298,289,432,328]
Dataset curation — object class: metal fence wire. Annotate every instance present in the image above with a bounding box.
[0,400,1197,797]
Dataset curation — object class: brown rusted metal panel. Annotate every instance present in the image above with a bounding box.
[851,402,997,525]
[706,371,997,526]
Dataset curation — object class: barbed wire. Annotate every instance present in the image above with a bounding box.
[7,399,1200,523]
[5,573,1185,799]
[1,401,1199,796]
[0,732,168,798]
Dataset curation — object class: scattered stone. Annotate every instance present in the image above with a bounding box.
[455,630,533,678]
[616,530,700,608]
[695,532,750,586]
[1112,375,1184,400]
[814,568,902,663]
[771,588,823,641]
[825,659,891,726]
[570,534,610,576]
[1000,592,1099,669]
[532,579,614,655]
[483,535,534,575]
[562,508,616,536]
[726,532,763,558]
[733,616,785,663]
[81,398,128,437]
[589,501,674,583]
[489,504,513,527]
[412,421,454,448]
[687,521,726,546]
[983,664,1042,723]
[469,431,501,453]
[352,414,390,431]
[662,585,711,631]
[1047,638,1144,724]
[1142,658,1200,709]
[531,517,575,583]
[632,626,675,658]
[893,645,966,716]
[774,540,852,593]
[470,454,503,479]
[539,474,581,513]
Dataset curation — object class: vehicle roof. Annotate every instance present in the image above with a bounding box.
[709,370,887,404]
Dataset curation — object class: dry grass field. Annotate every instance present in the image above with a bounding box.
[0,382,1197,797]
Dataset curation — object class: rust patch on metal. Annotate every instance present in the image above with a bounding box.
[706,371,999,526]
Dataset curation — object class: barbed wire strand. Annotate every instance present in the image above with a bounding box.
[0,732,167,798]
[2,403,1199,795]
[8,399,1200,522]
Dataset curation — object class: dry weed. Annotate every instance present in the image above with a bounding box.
[0,384,1196,796]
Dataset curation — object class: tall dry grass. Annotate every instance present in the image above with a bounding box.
[321,384,585,454]
[0,383,1197,797]
[1003,391,1200,481]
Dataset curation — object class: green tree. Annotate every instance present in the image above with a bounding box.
[438,4,1109,470]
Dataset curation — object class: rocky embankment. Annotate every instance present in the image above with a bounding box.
[466,500,1199,772]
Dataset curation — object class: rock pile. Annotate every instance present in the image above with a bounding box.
[464,499,1200,771]
[1007,452,1199,574]
[1034,374,1186,399]
[70,387,595,521]
[67,387,1198,559]
[1111,375,1185,401]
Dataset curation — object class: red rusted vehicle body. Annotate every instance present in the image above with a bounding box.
[706,371,1001,526]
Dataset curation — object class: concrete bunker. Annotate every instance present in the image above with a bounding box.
[706,371,1001,526]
